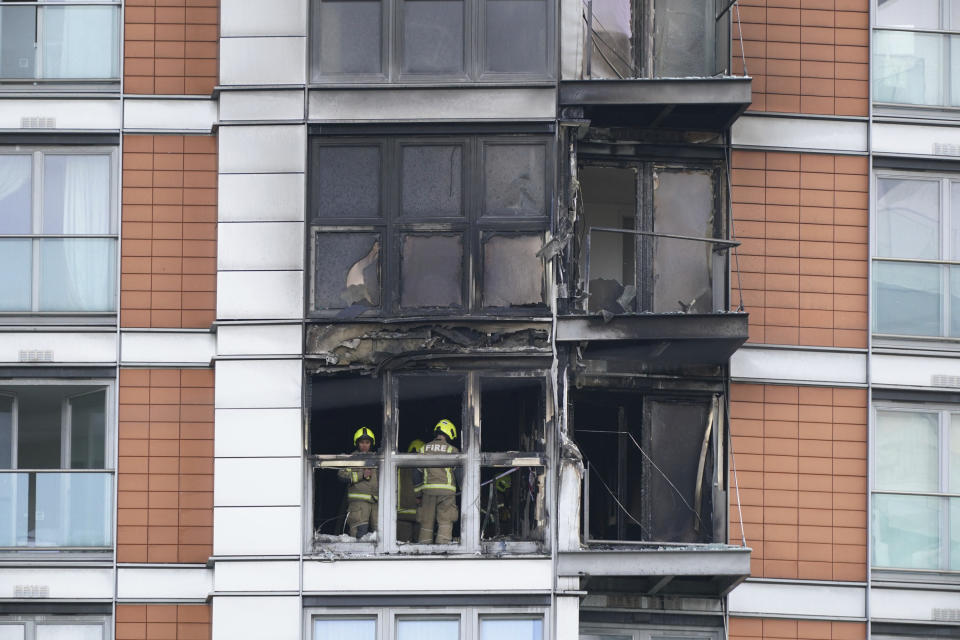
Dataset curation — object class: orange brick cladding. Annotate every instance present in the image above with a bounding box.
[731,150,868,348]
[730,618,865,640]
[121,134,217,329]
[732,0,869,116]
[118,369,214,564]
[117,604,211,640]
[729,384,867,581]
[124,0,218,96]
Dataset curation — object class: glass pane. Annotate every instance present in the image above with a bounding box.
[70,390,106,470]
[42,6,118,78]
[877,177,939,259]
[313,233,381,310]
[654,0,710,77]
[0,239,32,312]
[952,35,960,106]
[484,144,546,216]
[485,0,548,74]
[317,0,382,75]
[950,266,960,337]
[0,626,25,640]
[952,182,960,259]
[873,493,941,570]
[587,0,634,78]
[952,498,960,570]
[36,625,102,640]
[0,396,12,469]
[877,0,939,28]
[43,155,112,234]
[401,145,463,217]
[953,0,960,29]
[482,234,544,307]
[0,473,27,545]
[314,619,376,640]
[38,238,117,312]
[403,0,464,73]
[0,155,32,233]
[874,31,943,106]
[16,387,62,469]
[653,168,715,313]
[34,472,112,547]
[397,619,459,640]
[875,410,939,492]
[874,261,941,336]
[0,6,37,79]
[480,618,543,640]
[400,234,463,308]
[952,415,960,493]
[315,145,381,218]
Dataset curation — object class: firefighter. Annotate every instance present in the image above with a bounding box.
[414,419,461,544]
[397,439,424,542]
[338,427,378,538]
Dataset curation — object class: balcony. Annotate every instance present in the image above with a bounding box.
[0,471,113,548]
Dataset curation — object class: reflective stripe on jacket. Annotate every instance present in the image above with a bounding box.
[338,451,378,503]
[415,437,458,494]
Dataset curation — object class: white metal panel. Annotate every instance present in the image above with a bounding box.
[728,581,865,619]
[308,87,557,121]
[214,458,302,507]
[217,324,302,357]
[302,559,553,592]
[0,99,120,130]
[120,331,215,366]
[216,271,303,320]
[215,359,302,409]
[212,596,300,640]
[871,586,960,622]
[731,346,867,386]
[873,122,960,157]
[872,353,960,389]
[221,0,308,36]
[0,567,113,599]
[117,566,212,600]
[213,560,299,592]
[123,98,217,132]
[559,0,583,80]
[215,408,303,457]
[733,115,868,153]
[218,222,305,271]
[213,506,301,555]
[218,173,305,222]
[219,125,306,173]
[0,332,116,364]
[220,37,306,86]
[219,90,306,121]
[555,596,580,640]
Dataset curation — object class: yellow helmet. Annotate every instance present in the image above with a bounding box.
[353,427,376,447]
[407,439,425,453]
[434,419,457,441]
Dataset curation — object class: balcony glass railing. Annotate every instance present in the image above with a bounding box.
[0,471,113,548]
[0,4,120,81]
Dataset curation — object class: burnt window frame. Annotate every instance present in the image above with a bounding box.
[308,131,554,320]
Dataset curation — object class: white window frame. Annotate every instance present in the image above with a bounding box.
[306,606,547,640]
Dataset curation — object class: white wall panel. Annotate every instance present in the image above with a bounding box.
[213,560,299,592]
[0,99,120,130]
[219,125,306,173]
[216,271,303,320]
[213,596,300,640]
[117,566,212,601]
[219,90,305,121]
[213,507,301,555]
[214,458,302,506]
[559,0,584,80]
[733,115,868,153]
[731,346,867,386]
[309,87,557,121]
[221,0,308,36]
[215,408,303,457]
[873,122,960,157]
[303,559,552,592]
[556,596,580,640]
[215,359,302,409]
[219,173,305,222]
[871,586,960,622]
[218,222,304,271]
[728,581,865,619]
[872,353,960,389]
[217,324,302,357]
[0,332,116,364]
[123,98,217,132]
[220,37,306,85]
[0,568,113,599]
[120,331,215,366]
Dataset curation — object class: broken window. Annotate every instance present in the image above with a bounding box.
[480,465,545,543]
[309,133,551,317]
[480,376,544,452]
[397,374,465,451]
[572,388,720,544]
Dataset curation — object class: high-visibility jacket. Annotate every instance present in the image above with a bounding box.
[338,451,378,503]
[414,436,459,494]
[397,467,417,515]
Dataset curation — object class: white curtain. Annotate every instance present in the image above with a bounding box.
[42,6,117,79]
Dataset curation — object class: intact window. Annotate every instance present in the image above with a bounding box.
[310,609,545,640]
[0,616,108,640]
